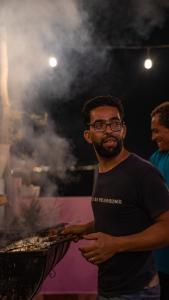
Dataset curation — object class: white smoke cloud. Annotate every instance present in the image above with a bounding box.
[0,0,91,105]
[0,0,84,203]
[1,0,168,107]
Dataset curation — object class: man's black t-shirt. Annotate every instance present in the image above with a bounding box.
[92,153,169,297]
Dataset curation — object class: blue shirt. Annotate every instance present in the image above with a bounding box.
[150,150,169,274]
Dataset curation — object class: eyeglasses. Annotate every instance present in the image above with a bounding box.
[88,119,123,132]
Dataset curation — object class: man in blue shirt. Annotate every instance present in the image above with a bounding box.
[150,101,169,300]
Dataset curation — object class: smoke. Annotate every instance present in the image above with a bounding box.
[0,0,91,104]
[0,197,65,247]
[0,0,169,102]
[0,0,86,196]
[131,0,169,39]
[82,0,169,45]
[0,0,168,104]
[10,118,76,195]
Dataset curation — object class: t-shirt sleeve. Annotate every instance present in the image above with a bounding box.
[139,167,169,220]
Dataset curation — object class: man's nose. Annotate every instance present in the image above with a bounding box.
[105,123,113,132]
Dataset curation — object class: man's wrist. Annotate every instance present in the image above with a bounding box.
[112,236,130,253]
[84,222,95,234]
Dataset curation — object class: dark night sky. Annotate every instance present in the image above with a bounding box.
[28,1,169,195]
[48,44,169,161]
[47,50,169,195]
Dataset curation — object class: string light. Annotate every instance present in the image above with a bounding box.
[144,48,153,70]
[48,56,58,68]
[103,44,169,70]
[107,44,169,50]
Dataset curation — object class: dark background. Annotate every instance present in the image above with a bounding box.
[29,1,169,196]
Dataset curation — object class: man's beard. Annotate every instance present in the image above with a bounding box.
[94,136,123,158]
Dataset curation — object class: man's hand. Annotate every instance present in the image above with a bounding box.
[79,232,119,264]
[62,223,94,242]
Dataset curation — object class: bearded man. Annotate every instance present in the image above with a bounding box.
[63,95,169,300]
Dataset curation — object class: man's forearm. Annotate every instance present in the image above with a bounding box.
[117,219,169,253]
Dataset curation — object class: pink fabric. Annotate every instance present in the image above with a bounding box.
[38,197,98,294]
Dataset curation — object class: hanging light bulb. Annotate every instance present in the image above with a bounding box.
[144,58,153,69]
[48,56,58,68]
[144,48,153,70]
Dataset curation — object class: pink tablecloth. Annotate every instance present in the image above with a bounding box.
[37,197,97,294]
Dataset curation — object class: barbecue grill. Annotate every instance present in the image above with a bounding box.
[0,224,72,300]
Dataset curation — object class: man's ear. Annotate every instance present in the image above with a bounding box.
[84,130,93,144]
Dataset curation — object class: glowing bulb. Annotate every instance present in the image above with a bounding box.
[49,57,58,68]
[144,58,153,70]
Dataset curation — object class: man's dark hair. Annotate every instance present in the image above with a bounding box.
[151,101,169,128]
[82,95,124,126]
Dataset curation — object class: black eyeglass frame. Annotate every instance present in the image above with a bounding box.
[87,119,125,132]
